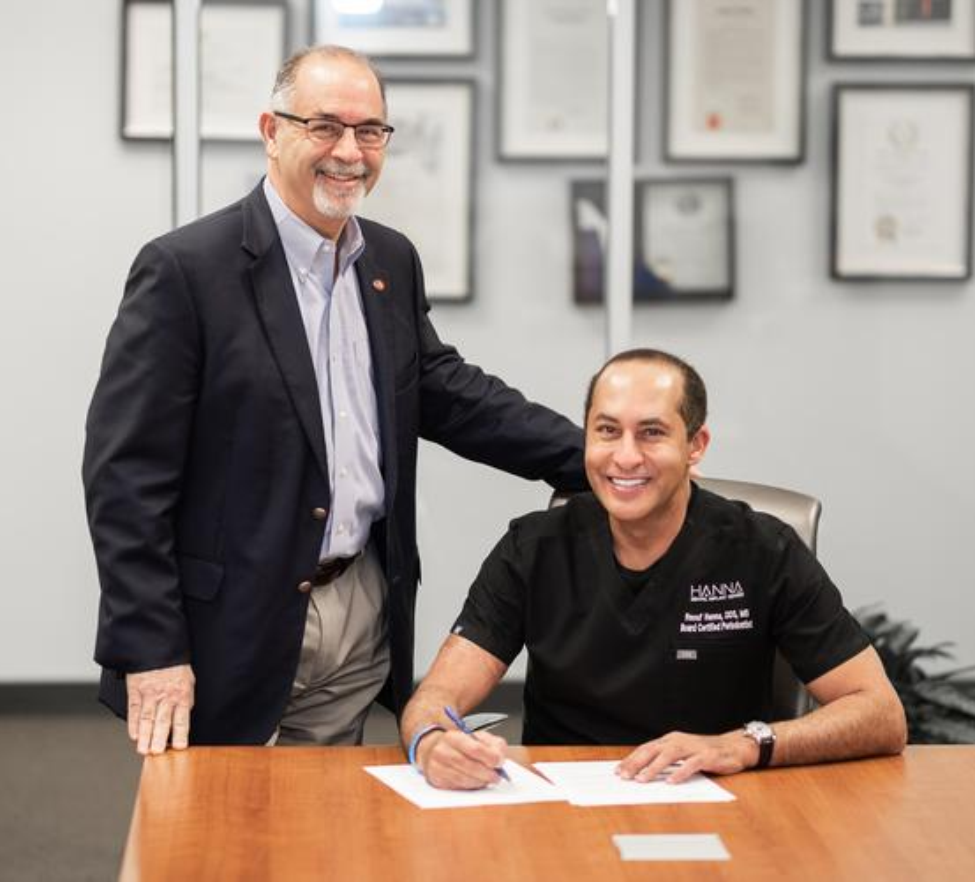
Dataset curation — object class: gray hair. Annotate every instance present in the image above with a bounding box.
[269,45,387,115]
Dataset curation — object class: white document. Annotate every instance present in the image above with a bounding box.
[533,760,736,806]
[363,760,565,809]
[613,833,730,861]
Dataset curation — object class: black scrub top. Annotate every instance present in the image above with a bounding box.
[452,486,870,745]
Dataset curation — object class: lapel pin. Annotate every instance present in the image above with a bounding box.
[371,278,387,292]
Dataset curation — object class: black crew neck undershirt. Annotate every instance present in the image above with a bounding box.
[615,558,657,596]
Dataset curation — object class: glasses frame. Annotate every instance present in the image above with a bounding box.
[272,111,394,148]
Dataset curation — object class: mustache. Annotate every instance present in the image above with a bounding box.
[315,161,368,178]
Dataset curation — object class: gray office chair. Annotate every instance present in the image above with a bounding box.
[550,477,822,720]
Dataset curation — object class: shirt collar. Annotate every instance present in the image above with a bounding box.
[262,177,364,277]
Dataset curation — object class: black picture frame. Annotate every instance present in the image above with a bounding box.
[360,78,476,302]
[571,178,735,304]
[830,83,974,281]
[120,0,288,142]
[828,0,975,61]
[311,0,475,59]
[664,0,807,164]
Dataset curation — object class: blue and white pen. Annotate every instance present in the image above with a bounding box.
[444,705,511,782]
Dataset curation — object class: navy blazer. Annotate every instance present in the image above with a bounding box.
[83,184,584,744]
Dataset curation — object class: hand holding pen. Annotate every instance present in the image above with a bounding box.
[444,705,511,782]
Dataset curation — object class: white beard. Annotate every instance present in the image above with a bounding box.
[312,163,367,220]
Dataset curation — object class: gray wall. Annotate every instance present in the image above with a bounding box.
[2,0,972,685]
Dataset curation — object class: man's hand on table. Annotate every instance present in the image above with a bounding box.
[617,730,760,784]
[417,728,509,790]
[126,663,195,755]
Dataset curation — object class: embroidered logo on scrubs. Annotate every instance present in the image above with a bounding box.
[689,580,745,603]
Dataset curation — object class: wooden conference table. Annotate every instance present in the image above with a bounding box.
[120,745,975,881]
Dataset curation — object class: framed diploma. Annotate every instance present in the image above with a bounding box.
[665,0,806,163]
[571,178,735,303]
[312,0,474,58]
[360,80,475,301]
[829,0,975,61]
[498,0,609,160]
[831,84,974,281]
[121,0,287,141]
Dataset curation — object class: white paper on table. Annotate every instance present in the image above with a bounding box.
[532,760,735,806]
[363,760,566,809]
[613,833,730,861]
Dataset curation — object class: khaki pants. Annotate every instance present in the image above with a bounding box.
[271,546,390,746]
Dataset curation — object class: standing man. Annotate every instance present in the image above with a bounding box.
[83,45,584,755]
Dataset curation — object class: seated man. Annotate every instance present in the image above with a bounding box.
[401,349,906,789]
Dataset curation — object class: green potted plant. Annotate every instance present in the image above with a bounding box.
[857,606,975,744]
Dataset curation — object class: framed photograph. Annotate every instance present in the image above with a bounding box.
[831,84,974,280]
[572,178,735,303]
[361,80,475,301]
[121,0,287,141]
[665,0,806,163]
[498,0,609,161]
[829,0,975,61]
[312,0,474,58]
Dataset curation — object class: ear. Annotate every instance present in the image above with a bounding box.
[688,425,711,467]
[258,112,279,160]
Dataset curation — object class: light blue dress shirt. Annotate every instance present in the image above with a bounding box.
[263,178,384,560]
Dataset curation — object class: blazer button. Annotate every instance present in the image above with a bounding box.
[312,507,328,521]
[297,581,313,594]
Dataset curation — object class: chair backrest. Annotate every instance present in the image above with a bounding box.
[695,477,822,555]
[549,477,822,720]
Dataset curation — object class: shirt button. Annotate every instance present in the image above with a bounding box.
[312,507,328,521]
[339,410,347,419]
[337,523,346,534]
[339,468,348,478]
[297,581,313,594]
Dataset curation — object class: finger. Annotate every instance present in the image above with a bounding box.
[637,748,683,782]
[149,701,174,755]
[617,742,661,779]
[667,755,704,784]
[443,731,507,769]
[136,695,159,756]
[170,703,192,750]
[127,695,142,741]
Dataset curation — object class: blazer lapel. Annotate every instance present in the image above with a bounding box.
[356,246,398,515]
[242,187,329,488]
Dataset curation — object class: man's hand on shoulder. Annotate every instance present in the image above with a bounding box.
[126,664,195,756]
[617,729,760,784]
[417,729,509,790]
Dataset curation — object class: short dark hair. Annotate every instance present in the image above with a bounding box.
[270,45,387,116]
[584,348,708,437]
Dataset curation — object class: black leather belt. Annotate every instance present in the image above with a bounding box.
[312,554,358,587]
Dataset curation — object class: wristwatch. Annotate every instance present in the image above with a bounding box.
[743,720,776,769]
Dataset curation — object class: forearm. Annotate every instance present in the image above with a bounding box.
[770,688,907,767]
[399,635,507,755]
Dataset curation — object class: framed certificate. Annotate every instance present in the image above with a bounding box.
[665,0,806,163]
[831,84,974,281]
[121,0,287,141]
[312,0,474,58]
[498,0,609,160]
[360,80,475,302]
[829,0,975,61]
[571,178,735,303]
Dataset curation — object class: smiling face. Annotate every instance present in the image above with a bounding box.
[585,359,709,540]
[260,53,387,240]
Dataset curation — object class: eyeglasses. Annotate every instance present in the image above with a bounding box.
[273,111,394,149]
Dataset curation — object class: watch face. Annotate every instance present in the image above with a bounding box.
[746,721,774,742]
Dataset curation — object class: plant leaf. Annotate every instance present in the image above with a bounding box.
[913,681,975,718]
